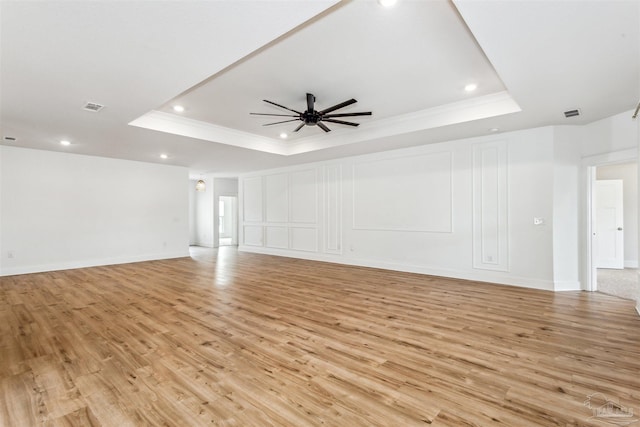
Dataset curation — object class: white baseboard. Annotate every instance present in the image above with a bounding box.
[238,245,556,291]
[0,251,190,277]
[193,241,215,248]
[554,281,582,291]
[624,260,639,268]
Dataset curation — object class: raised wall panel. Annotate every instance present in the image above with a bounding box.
[243,177,263,222]
[265,226,289,249]
[265,173,289,223]
[290,227,318,252]
[243,225,263,247]
[352,152,452,232]
[290,169,317,224]
[473,141,509,271]
[325,165,342,253]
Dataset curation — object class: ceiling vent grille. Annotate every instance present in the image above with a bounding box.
[83,102,105,112]
[3,136,17,142]
[564,109,581,118]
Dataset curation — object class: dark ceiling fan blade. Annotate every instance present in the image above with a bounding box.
[250,113,299,117]
[319,98,357,115]
[317,122,331,132]
[306,93,315,112]
[323,118,360,127]
[323,112,372,118]
[254,94,371,133]
[263,99,302,115]
[263,119,300,126]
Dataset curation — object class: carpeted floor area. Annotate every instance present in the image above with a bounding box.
[597,268,639,301]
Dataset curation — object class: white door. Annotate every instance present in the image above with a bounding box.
[595,180,624,269]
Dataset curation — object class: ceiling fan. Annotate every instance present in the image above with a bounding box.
[250,93,371,133]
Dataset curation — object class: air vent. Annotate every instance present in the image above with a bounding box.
[564,109,581,118]
[83,102,105,112]
[3,136,16,142]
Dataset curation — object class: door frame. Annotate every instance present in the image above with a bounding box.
[583,148,637,291]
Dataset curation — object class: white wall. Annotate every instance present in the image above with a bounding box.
[596,162,638,267]
[0,146,189,276]
[581,110,639,157]
[553,126,581,290]
[189,179,197,245]
[239,126,564,290]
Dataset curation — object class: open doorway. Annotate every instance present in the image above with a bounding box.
[591,161,638,300]
[218,196,238,246]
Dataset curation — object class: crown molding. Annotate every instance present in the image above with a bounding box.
[130,91,520,156]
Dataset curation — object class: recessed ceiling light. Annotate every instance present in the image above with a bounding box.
[378,0,398,7]
[173,105,185,113]
[160,153,168,159]
[279,133,288,139]
[489,128,500,132]
[464,83,478,92]
[60,140,71,146]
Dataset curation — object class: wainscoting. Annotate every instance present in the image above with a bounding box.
[239,128,567,291]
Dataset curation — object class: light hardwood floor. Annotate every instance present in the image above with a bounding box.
[1,247,639,426]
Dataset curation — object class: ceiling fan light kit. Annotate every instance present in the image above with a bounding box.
[250,93,372,133]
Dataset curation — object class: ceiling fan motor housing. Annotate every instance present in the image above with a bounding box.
[303,110,320,125]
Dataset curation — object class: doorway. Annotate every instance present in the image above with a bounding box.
[218,196,238,246]
[590,160,638,300]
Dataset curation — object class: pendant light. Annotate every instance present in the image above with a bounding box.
[195,179,206,192]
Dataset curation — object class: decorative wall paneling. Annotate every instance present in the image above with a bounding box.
[242,176,263,223]
[472,140,509,271]
[290,227,318,252]
[239,127,574,291]
[351,152,453,232]
[243,225,264,247]
[241,169,321,252]
[265,173,289,223]
[324,165,343,254]
[290,169,317,224]
[265,226,288,249]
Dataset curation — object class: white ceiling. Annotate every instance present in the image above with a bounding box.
[1,0,638,177]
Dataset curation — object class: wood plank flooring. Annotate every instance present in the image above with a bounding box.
[1,247,639,426]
